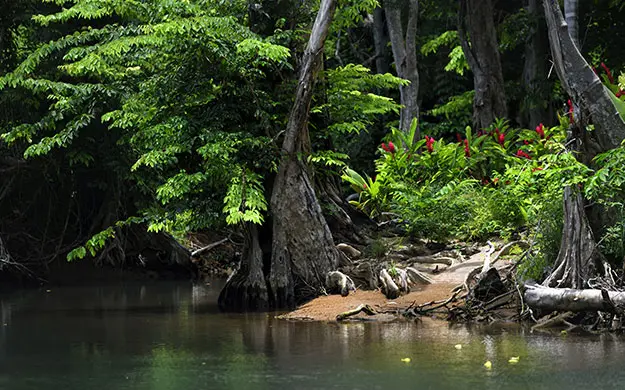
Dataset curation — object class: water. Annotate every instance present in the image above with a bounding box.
[0,281,624,390]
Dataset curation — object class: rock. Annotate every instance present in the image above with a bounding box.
[336,243,362,259]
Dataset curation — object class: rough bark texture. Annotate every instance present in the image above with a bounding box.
[542,187,599,289]
[218,223,269,311]
[458,0,507,129]
[269,0,340,309]
[384,0,419,136]
[525,283,625,313]
[372,7,390,74]
[563,0,579,48]
[522,0,549,128]
[543,0,625,152]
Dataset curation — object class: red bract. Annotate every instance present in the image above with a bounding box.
[601,62,614,84]
[464,139,470,157]
[617,90,624,98]
[498,132,505,146]
[493,178,500,184]
[531,167,543,172]
[425,136,435,153]
[516,149,531,159]
[535,123,545,139]
[388,141,396,153]
[567,99,575,124]
[381,143,389,152]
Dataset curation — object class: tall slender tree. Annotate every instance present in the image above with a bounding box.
[384,0,420,137]
[458,0,507,129]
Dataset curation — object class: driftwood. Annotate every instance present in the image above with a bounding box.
[325,271,356,296]
[379,269,400,299]
[408,256,456,266]
[406,266,434,285]
[191,237,229,257]
[336,304,376,321]
[524,283,625,313]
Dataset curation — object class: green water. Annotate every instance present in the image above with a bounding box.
[0,281,623,390]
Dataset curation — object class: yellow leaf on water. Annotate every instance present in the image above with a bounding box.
[508,356,520,364]
[400,358,411,363]
[484,361,492,369]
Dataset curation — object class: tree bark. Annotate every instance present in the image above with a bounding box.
[543,0,625,152]
[522,0,549,128]
[268,0,340,309]
[372,7,390,74]
[542,187,598,289]
[563,0,579,48]
[458,0,507,129]
[384,0,420,137]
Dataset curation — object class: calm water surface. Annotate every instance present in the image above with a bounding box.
[0,281,624,390]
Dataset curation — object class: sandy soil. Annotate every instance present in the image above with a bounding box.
[281,282,458,321]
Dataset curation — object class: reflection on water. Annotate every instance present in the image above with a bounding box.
[0,281,624,389]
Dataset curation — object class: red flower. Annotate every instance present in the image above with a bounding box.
[567,99,575,124]
[601,62,615,84]
[425,136,435,153]
[535,123,545,139]
[516,149,531,159]
[617,90,625,98]
[523,140,530,145]
[381,143,389,152]
[388,141,396,153]
[531,167,543,172]
[363,183,368,189]
[456,133,463,143]
[497,132,505,147]
[464,139,470,157]
[493,178,500,184]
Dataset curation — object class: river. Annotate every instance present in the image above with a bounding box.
[0,281,623,390]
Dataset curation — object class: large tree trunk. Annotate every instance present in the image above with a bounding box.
[384,0,419,137]
[522,0,549,128]
[541,0,625,288]
[458,0,507,129]
[564,0,579,48]
[372,7,390,74]
[543,0,625,152]
[218,223,269,311]
[542,187,599,289]
[269,0,340,309]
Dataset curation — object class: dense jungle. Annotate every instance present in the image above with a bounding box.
[4,0,625,344]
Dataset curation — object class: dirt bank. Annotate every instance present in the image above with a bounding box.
[280,242,516,322]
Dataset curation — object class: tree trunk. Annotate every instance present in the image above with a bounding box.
[269,0,340,309]
[372,7,390,74]
[564,0,579,48]
[543,0,625,152]
[384,0,419,137]
[522,0,549,128]
[542,187,599,289]
[541,0,625,287]
[458,0,507,129]
[218,223,269,311]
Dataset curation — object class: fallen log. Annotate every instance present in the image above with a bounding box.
[336,304,376,321]
[524,283,625,313]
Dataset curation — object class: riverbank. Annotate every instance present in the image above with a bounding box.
[282,242,517,322]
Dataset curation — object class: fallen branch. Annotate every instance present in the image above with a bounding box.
[336,304,376,321]
[191,237,229,257]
